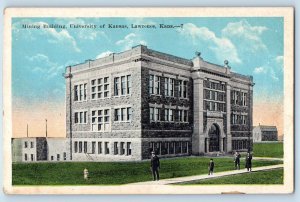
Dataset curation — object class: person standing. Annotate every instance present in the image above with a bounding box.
[208,158,215,175]
[234,151,241,170]
[150,151,160,181]
[245,152,253,172]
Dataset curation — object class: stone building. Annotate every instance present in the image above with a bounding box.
[12,137,69,162]
[64,45,254,161]
[253,125,278,142]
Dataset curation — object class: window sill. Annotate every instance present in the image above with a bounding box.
[149,94,162,97]
[113,94,132,98]
[114,121,132,123]
[91,97,111,100]
[74,100,88,103]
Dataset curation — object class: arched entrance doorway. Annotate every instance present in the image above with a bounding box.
[208,124,220,152]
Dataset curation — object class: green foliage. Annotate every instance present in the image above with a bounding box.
[179,168,283,185]
[12,157,282,185]
[253,142,283,158]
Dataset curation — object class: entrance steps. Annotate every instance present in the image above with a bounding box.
[205,152,227,157]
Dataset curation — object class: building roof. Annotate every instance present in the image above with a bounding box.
[257,125,278,132]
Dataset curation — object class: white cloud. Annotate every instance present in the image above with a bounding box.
[96,51,113,59]
[275,55,283,66]
[12,20,81,52]
[26,53,78,79]
[253,66,267,74]
[270,69,279,81]
[253,65,279,81]
[222,20,268,52]
[178,23,241,64]
[116,33,147,50]
[37,22,80,52]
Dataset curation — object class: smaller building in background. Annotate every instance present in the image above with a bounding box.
[12,137,69,162]
[252,124,278,142]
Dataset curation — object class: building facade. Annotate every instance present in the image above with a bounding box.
[64,45,254,161]
[12,137,69,162]
[253,125,278,142]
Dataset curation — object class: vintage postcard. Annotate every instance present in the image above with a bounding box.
[3,7,294,194]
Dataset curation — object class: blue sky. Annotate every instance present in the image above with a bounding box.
[12,17,284,106]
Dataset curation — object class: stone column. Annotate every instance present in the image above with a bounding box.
[64,66,73,160]
[220,137,224,152]
[192,73,205,155]
[226,84,232,153]
[206,138,210,153]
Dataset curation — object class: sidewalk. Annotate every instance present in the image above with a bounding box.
[253,157,283,161]
[130,164,283,185]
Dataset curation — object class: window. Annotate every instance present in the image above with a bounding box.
[242,92,247,106]
[84,141,87,153]
[241,115,247,125]
[30,141,34,148]
[170,78,175,96]
[154,76,160,94]
[149,75,161,95]
[105,142,110,154]
[164,77,175,97]
[114,75,131,96]
[51,156,54,161]
[74,83,87,101]
[175,142,182,154]
[24,141,28,148]
[169,109,174,122]
[24,154,27,161]
[169,142,175,154]
[114,142,118,155]
[164,108,174,122]
[91,77,110,99]
[127,108,132,121]
[183,110,188,122]
[150,107,154,121]
[149,75,154,94]
[164,78,169,96]
[182,142,188,153]
[150,107,161,122]
[178,80,188,98]
[91,109,110,131]
[98,142,102,154]
[183,81,188,98]
[127,142,132,155]
[74,141,78,153]
[114,107,132,122]
[164,109,169,121]
[75,111,87,124]
[127,75,132,94]
[231,113,239,124]
[155,108,161,121]
[120,142,125,155]
[57,154,60,161]
[79,142,83,153]
[92,142,96,154]
[121,76,126,95]
[63,152,67,160]
[178,109,189,122]
[31,154,34,161]
[121,108,126,121]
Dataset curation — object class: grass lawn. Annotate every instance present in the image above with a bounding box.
[178,168,283,185]
[253,142,283,158]
[12,157,282,185]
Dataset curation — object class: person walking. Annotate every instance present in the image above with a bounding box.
[208,158,215,175]
[150,151,160,181]
[234,151,241,170]
[245,152,253,172]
